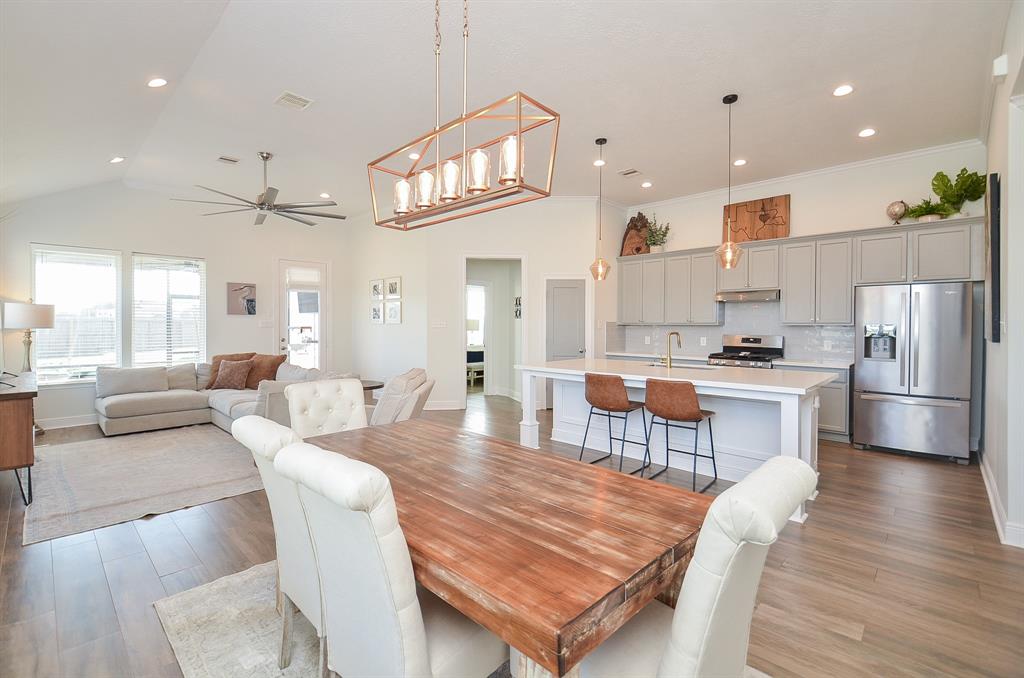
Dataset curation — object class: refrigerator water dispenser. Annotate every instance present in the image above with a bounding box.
[863,323,897,360]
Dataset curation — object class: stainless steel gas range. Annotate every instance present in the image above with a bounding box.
[707,334,784,369]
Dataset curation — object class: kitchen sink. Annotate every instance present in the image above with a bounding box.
[645,362,721,370]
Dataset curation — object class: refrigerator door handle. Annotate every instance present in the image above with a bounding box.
[899,291,907,387]
[912,291,921,388]
[858,393,964,408]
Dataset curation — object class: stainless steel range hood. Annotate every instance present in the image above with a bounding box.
[715,289,780,303]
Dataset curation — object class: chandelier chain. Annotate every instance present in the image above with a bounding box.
[463,0,469,36]
[434,0,441,54]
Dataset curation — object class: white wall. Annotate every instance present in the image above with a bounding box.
[0,181,351,426]
[466,258,521,400]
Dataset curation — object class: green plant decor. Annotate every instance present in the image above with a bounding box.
[932,168,986,212]
[905,198,956,219]
[645,214,671,246]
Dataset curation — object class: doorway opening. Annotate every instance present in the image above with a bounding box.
[463,257,524,409]
[278,259,329,370]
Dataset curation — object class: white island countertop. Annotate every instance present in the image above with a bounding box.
[518,358,836,395]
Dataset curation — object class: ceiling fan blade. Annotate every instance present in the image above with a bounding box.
[277,209,347,220]
[260,186,279,206]
[195,185,256,205]
[171,198,249,207]
[202,208,255,216]
[254,213,268,226]
[274,200,337,209]
[275,212,317,226]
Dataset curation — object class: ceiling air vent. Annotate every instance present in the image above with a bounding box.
[217,155,240,165]
[618,168,641,177]
[275,91,314,110]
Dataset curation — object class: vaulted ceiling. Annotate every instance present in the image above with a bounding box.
[1,0,1010,212]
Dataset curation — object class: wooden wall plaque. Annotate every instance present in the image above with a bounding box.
[723,194,791,243]
[620,212,651,256]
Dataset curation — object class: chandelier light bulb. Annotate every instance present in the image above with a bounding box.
[439,160,462,202]
[467,148,491,194]
[415,170,436,209]
[394,178,414,215]
[498,135,522,185]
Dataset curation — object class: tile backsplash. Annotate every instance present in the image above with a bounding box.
[606,301,855,361]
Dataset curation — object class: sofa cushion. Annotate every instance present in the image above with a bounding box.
[231,400,261,419]
[95,366,168,398]
[197,362,212,387]
[205,352,256,389]
[245,354,287,390]
[96,389,209,418]
[167,364,198,391]
[207,389,260,418]
[210,359,253,390]
[276,362,321,382]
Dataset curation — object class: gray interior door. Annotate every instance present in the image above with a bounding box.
[909,282,972,398]
[546,279,586,407]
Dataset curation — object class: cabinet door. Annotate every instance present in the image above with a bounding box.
[641,258,665,324]
[618,259,643,324]
[716,250,749,291]
[747,245,780,289]
[663,255,692,324]
[818,383,849,433]
[816,238,853,325]
[854,232,907,284]
[780,242,816,324]
[911,225,971,281]
[689,253,721,324]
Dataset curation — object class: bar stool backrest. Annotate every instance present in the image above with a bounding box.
[584,373,631,412]
[645,379,702,422]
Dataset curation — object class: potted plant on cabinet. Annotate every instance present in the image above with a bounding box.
[645,214,671,253]
[932,168,986,217]
[905,198,956,223]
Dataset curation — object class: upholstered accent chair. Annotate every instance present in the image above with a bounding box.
[284,378,367,438]
[229,415,326,674]
[274,442,509,677]
[368,368,435,426]
[511,456,817,678]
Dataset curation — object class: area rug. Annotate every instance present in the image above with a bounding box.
[23,424,262,544]
[156,561,770,678]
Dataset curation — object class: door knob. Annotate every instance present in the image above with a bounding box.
[578,348,585,354]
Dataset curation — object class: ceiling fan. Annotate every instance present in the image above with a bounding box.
[171,151,346,226]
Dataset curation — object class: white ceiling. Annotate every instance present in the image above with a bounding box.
[1,0,1010,212]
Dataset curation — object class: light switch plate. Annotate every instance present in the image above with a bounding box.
[258,320,273,328]
[700,337,707,346]
[823,340,833,351]
[644,336,651,345]
[431,320,447,328]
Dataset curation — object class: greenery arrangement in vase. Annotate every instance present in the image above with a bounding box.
[645,214,671,253]
[905,198,955,222]
[931,168,986,216]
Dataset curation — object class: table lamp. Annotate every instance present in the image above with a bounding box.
[3,300,55,373]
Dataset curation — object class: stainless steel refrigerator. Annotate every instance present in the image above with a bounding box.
[853,282,972,461]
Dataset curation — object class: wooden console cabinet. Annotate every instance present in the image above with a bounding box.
[0,372,37,504]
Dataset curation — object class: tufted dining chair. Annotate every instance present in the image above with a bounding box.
[285,378,367,438]
[230,415,327,675]
[510,456,818,678]
[274,442,510,678]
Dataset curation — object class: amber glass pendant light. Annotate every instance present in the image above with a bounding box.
[590,138,610,281]
[715,93,744,270]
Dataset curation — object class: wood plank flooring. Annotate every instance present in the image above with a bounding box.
[0,394,1021,677]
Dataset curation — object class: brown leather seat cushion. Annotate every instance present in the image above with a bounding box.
[644,378,706,422]
[585,373,640,412]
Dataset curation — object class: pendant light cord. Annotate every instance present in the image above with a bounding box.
[462,0,469,194]
[727,100,732,227]
[434,0,441,180]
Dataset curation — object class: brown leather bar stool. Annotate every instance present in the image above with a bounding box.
[642,379,718,492]
[579,373,650,473]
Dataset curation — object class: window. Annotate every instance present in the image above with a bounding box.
[466,284,486,347]
[281,261,325,370]
[31,245,122,384]
[131,254,207,368]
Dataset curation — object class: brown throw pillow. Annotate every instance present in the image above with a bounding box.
[245,353,287,390]
[205,352,256,389]
[209,359,253,390]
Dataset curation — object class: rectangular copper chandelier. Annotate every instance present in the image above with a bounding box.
[367,91,559,231]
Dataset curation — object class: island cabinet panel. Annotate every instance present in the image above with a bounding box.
[817,382,849,434]
[911,224,972,281]
[664,254,692,324]
[816,237,854,325]
[689,253,722,325]
[854,232,907,284]
[618,259,643,324]
[747,245,780,289]
[781,242,817,325]
[642,258,666,324]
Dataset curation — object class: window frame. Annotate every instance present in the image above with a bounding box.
[128,251,208,369]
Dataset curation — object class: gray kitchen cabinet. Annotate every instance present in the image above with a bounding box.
[781,242,816,324]
[618,259,643,324]
[911,224,972,281]
[818,382,849,434]
[689,253,722,324]
[641,258,665,324]
[716,251,748,291]
[664,254,692,324]
[815,237,853,325]
[854,232,907,284]
[717,244,778,290]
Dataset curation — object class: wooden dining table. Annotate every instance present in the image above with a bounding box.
[307,419,714,677]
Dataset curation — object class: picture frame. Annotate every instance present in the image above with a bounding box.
[384,300,402,324]
[370,302,384,324]
[227,283,257,315]
[988,172,1001,342]
[385,276,402,299]
[370,279,384,300]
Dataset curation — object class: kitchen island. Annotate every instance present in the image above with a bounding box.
[517,358,835,522]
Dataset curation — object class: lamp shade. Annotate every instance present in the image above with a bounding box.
[3,302,55,330]
[466,319,481,331]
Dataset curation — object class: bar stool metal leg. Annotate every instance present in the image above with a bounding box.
[707,416,719,489]
[618,410,629,472]
[628,409,652,476]
[579,407,612,464]
[692,421,700,492]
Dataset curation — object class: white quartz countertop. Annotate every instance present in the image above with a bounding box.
[603,351,853,370]
[518,358,836,395]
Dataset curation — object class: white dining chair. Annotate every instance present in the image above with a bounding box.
[285,378,367,438]
[230,415,327,675]
[511,456,818,678]
[274,441,510,678]
[367,368,434,426]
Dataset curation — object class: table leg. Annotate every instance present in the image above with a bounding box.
[520,372,539,448]
[779,394,808,523]
[515,653,580,678]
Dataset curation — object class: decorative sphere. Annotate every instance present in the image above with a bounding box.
[886,200,908,225]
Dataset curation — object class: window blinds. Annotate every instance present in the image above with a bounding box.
[131,254,207,368]
[30,245,122,384]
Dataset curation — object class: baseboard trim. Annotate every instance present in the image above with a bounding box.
[980,453,1024,548]
[37,413,99,430]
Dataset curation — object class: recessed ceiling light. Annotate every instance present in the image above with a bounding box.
[733,159,747,166]
[109,156,125,164]
[593,159,606,167]
[640,181,652,189]
[147,78,167,88]
[858,127,876,138]
[408,152,420,160]
[832,84,854,97]
[319,193,331,199]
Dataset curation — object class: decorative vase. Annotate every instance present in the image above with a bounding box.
[649,244,664,254]
[917,214,943,223]
[886,200,908,225]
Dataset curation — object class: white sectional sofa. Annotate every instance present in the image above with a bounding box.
[94,362,329,436]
